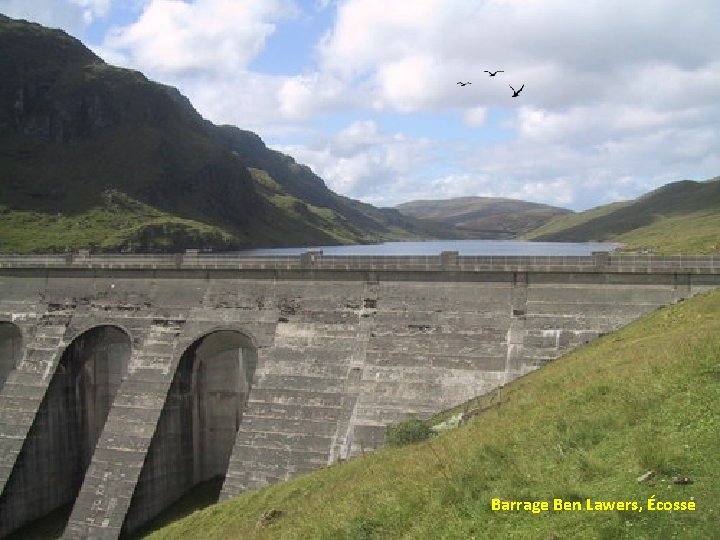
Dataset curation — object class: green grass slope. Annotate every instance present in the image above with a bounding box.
[0,191,240,253]
[611,210,720,255]
[146,289,720,539]
[396,196,572,239]
[524,176,720,254]
[523,201,632,240]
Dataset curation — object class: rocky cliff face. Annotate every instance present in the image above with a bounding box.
[1,16,99,139]
[1,17,184,142]
[1,15,261,226]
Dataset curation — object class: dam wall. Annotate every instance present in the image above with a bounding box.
[0,252,717,538]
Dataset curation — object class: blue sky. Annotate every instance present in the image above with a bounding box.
[2,0,720,210]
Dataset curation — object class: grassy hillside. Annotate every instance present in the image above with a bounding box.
[396,196,572,239]
[0,191,240,253]
[612,210,720,255]
[523,201,632,239]
[525,177,720,254]
[146,289,720,539]
[0,15,450,253]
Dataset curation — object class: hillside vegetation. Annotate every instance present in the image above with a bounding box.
[396,196,571,239]
[0,191,239,253]
[524,177,720,254]
[146,289,720,539]
[0,15,452,253]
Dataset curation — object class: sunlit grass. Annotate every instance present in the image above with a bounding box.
[523,201,631,240]
[613,210,720,254]
[0,195,238,253]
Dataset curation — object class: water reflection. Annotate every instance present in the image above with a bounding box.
[237,240,620,256]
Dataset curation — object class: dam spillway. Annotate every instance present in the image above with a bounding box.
[0,251,718,538]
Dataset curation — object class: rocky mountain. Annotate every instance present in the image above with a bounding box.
[0,15,454,253]
[396,196,572,239]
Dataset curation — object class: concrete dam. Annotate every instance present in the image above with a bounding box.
[0,250,718,538]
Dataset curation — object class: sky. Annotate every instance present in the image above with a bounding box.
[2,0,720,211]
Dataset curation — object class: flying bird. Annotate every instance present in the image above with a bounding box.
[484,70,504,76]
[510,84,524,97]
[457,81,471,86]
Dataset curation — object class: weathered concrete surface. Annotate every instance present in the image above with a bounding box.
[117,330,257,536]
[0,322,22,388]
[0,254,716,538]
[219,271,716,498]
[0,323,131,536]
[0,302,74,537]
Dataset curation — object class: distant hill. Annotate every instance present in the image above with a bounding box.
[396,196,572,239]
[524,176,720,254]
[0,15,454,253]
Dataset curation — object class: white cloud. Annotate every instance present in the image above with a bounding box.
[463,107,488,128]
[317,0,440,78]
[91,0,309,130]
[276,120,435,201]
[374,54,445,112]
[316,0,720,111]
[176,71,285,128]
[451,124,720,210]
[277,72,350,120]
[0,0,105,34]
[71,0,111,23]
[102,0,295,77]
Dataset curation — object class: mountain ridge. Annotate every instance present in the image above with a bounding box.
[396,196,572,239]
[0,14,455,253]
[524,176,720,253]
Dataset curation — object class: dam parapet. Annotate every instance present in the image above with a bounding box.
[1,250,719,274]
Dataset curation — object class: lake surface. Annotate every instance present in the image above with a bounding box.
[238,240,620,256]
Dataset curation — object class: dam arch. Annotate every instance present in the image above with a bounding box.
[0,321,22,388]
[0,324,131,537]
[122,328,258,535]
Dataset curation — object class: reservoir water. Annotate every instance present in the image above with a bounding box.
[238,240,620,256]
